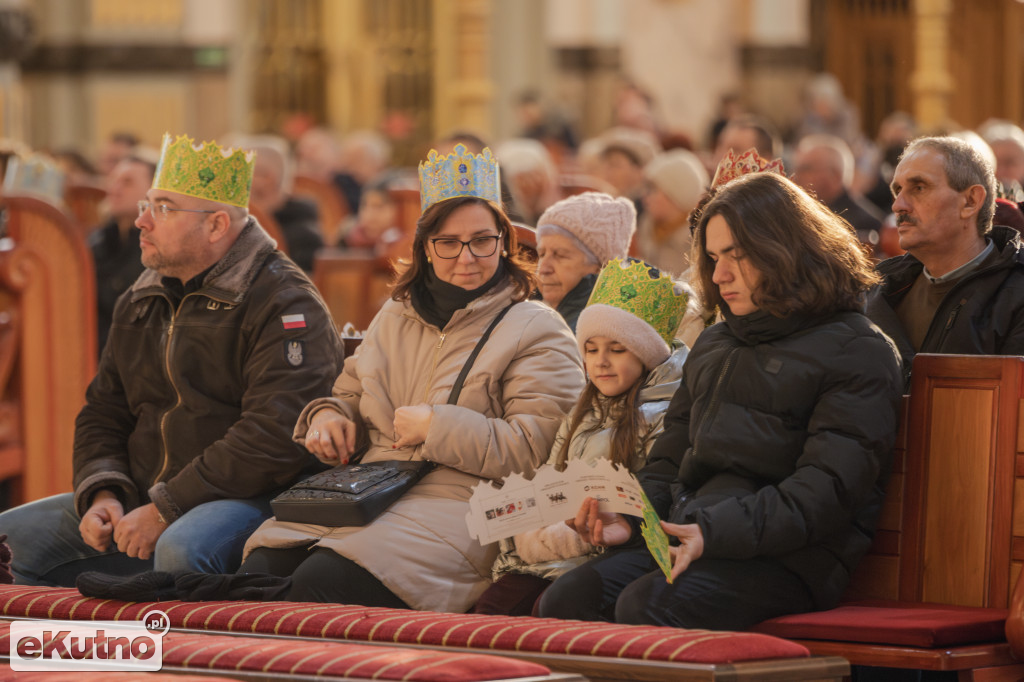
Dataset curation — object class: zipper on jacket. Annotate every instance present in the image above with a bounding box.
[151,290,233,487]
[690,347,739,463]
[422,331,447,402]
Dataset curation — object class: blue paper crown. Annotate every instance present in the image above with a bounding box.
[418,144,501,212]
[2,154,66,207]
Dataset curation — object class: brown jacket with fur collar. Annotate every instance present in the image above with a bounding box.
[73,219,344,522]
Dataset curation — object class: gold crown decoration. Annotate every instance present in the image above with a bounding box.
[586,257,689,345]
[2,153,66,207]
[152,133,255,208]
[711,147,785,189]
[418,143,501,212]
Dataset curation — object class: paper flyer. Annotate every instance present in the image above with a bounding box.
[465,458,646,545]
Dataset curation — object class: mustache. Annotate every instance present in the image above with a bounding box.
[896,214,916,226]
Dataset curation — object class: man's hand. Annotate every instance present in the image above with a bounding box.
[663,521,704,581]
[112,503,168,560]
[79,490,124,552]
[566,497,633,547]
[393,404,433,449]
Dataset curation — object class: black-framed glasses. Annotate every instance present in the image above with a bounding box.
[429,234,502,259]
[138,200,217,222]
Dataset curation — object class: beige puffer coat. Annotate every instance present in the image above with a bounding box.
[244,279,585,612]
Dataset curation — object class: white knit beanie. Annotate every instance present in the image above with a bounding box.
[575,258,689,371]
[536,192,636,265]
[644,149,709,212]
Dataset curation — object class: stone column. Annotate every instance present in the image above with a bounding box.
[433,0,493,139]
[910,0,953,130]
[0,0,32,141]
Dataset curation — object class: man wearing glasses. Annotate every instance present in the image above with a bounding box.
[0,134,344,585]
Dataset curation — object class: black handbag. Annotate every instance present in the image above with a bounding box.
[270,301,516,527]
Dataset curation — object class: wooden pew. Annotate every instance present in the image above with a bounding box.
[313,249,393,333]
[755,353,1024,679]
[0,195,96,506]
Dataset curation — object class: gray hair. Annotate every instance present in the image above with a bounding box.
[536,224,600,265]
[900,136,996,236]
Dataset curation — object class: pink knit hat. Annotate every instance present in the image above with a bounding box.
[536,191,636,265]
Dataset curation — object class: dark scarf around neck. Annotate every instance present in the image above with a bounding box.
[411,260,507,329]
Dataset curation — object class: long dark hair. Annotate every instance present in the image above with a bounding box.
[691,172,879,318]
[553,369,650,472]
[390,196,536,302]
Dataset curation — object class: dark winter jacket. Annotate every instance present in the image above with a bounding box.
[639,308,903,610]
[73,218,345,522]
[865,225,1024,387]
[88,218,144,354]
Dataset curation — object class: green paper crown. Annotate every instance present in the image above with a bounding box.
[152,133,255,208]
[418,143,501,212]
[586,258,689,345]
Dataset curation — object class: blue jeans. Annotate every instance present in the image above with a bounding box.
[0,493,274,586]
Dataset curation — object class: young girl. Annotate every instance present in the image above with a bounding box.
[474,257,690,616]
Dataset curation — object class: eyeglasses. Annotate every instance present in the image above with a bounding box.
[429,234,502,259]
[138,200,217,221]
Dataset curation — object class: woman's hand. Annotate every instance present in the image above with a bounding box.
[663,521,704,581]
[393,404,433,449]
[305,409,358,464]
[565,497,632,547]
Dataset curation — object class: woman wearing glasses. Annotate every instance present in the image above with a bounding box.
[241,146,585,612]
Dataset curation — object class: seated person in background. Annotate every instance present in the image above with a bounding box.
[538,170,903,630]
[338,172,406,252]
[594,127,661,222]
[333,130,393,219]
[636,149,709,278]
[865,136,1024,388]
[237,134,324,273]
[89,147,158,353]
[495,138,562,227]
[239,144,584,612]
[535,191,636,331]
[476,257,689,616]
[0,133,344,585]
[793,133,884,256]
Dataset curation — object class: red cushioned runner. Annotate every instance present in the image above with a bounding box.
[0,668,237,681]
[0,620,550,681]
[0,585,809,664]
[752,600,1008,648]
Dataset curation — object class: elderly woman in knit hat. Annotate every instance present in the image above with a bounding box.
[535,191,637,331]
[636,149,709,278]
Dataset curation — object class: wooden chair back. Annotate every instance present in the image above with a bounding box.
[312,249,393,333]
[247,204,290,257]
[64,184,107,237]
[0,195,97,504]
[845,353,1024,608]
[292,175,349,247]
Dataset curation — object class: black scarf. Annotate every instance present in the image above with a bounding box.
[411,260,507,329]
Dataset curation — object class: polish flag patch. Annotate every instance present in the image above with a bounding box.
[282,314,306,330]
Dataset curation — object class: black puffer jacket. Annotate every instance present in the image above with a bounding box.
[866,225,1024,387]
[73,219,345,522]
[639,308,902,609]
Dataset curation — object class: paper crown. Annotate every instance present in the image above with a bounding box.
[2,154,66,207]
[152,133,255,208]
[711,147,785,189]
[586,257,689,346]
[418,144,501,212]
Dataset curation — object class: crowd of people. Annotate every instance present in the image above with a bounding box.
[1,75,1024,678]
